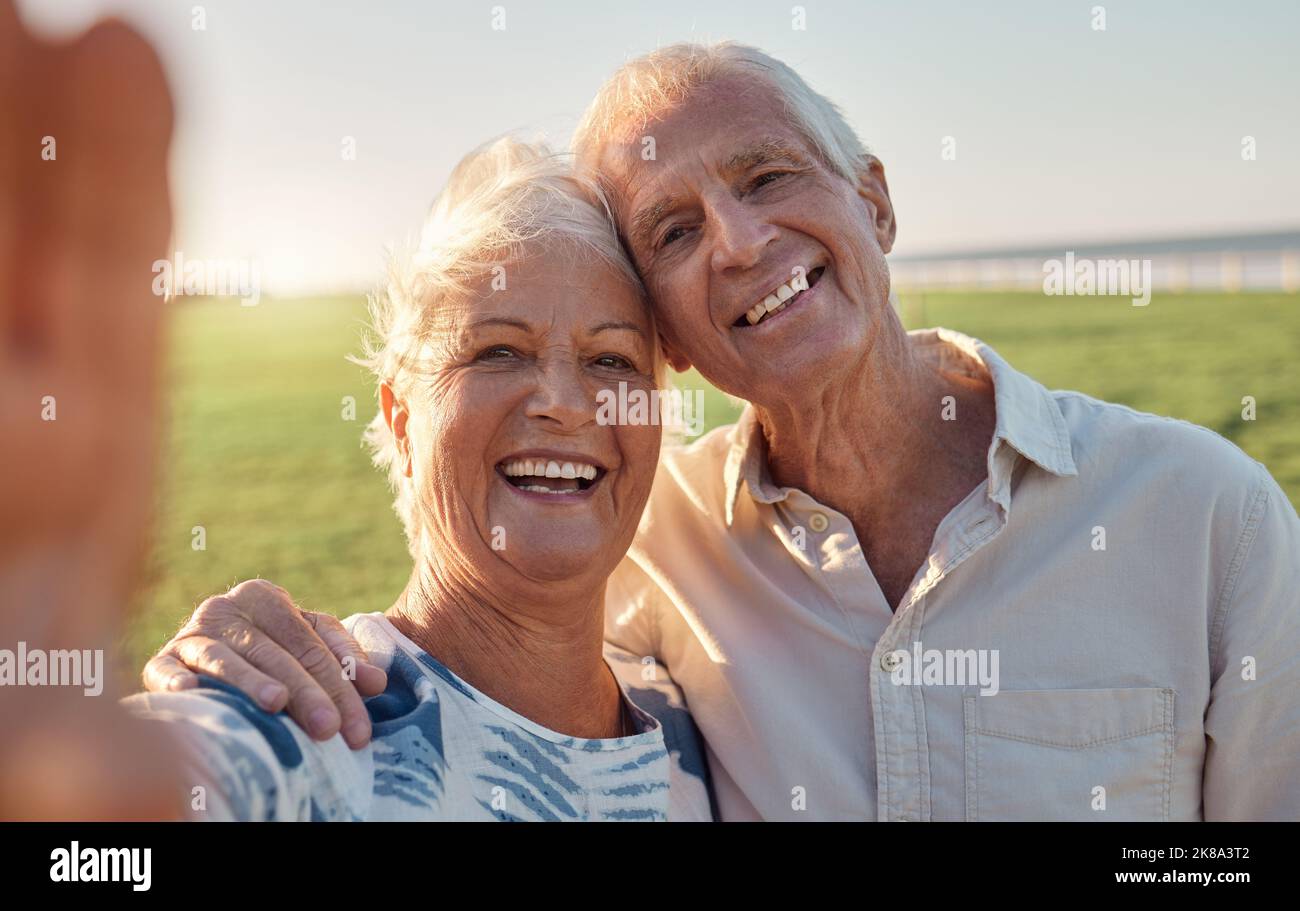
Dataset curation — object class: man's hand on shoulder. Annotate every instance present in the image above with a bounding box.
[142,579,386,749]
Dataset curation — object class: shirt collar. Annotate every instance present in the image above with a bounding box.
[722,327,1078,525]
[722,406,780,526]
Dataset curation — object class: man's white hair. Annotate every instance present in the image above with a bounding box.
[354,136,652,555]
[572,41,870,184]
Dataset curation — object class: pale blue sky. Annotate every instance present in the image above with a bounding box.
[21,0,1300,295]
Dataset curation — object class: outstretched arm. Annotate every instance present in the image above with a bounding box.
[0,0,181,819]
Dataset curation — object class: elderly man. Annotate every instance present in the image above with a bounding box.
[144,43,1300,821]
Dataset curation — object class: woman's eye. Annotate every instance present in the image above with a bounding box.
[593,353,634,370]
[475,345,517,362]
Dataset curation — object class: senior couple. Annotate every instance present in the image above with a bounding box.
[132,42,1300,821]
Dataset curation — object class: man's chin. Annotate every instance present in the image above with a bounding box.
[710,340,851,405]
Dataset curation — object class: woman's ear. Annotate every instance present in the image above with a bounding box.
[854,154,897,255]
[380,382,413,478]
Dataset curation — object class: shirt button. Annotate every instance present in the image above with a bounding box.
[809,512,829,533]
[880,651,903,672]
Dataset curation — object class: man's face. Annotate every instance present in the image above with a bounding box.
[599,74,897,407]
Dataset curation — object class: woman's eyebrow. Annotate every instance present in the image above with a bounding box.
[468,316,532,332]
[589,320,645,336]
[468,317,643,337]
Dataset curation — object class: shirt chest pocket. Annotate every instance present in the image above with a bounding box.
[963,687,1175,821]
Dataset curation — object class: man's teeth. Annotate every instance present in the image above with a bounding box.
[500,458,598,495]
[744,274,807,325]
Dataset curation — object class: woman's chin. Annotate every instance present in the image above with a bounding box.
[496,529,615,585]
[486,489,629,584]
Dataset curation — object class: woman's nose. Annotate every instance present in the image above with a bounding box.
[708,194,778,273]
[523,360,595,431]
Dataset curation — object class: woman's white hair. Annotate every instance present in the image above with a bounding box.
[353,136,653,555]
[572,41,870,184]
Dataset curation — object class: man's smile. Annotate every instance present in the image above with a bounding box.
[732,264,827,328]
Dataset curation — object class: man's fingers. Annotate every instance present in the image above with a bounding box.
[171,636,288,713]
[153,581,376,749]
[229,629,366,740]
[189,581,367,748]
[269,622,373,749]
[223,584,373,749]
[304,611,387,697]
[141,652,200,695]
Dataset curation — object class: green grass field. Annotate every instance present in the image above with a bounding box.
[124,290,1300,673]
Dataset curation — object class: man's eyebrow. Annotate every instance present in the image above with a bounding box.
[629,195,678,250]
[589,320,646,337]
[724,138,810,175]
[628,139,811,248]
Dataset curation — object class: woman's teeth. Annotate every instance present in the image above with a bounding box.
[502,459,598,480]
[500,458,599,495]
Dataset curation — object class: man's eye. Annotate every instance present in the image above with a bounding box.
[476,345,517,362]
[659,225,688,248]
[750,170,788,191]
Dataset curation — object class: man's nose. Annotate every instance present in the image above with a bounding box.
[708,194,778,273]
[524,358,595,432]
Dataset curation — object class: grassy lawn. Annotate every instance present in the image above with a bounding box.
[900,290,1300,498]
[124,290,1299,672]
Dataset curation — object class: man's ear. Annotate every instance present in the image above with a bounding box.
[854,154,897,255]
[380,382,413,478]
[659,334,693,373]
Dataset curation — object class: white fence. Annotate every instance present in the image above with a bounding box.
[889,241,1300,293]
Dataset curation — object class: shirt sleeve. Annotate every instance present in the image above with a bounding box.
[604,643,715,821]
[123,677,371,821]
[604,557,663,660]
[1202,464,1300,820]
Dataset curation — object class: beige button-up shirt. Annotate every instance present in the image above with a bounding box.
[605,328,1300,821]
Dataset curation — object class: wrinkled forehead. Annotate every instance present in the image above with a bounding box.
[430,244,652,334]
[594,75,814,228]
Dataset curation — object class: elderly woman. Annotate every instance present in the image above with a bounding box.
[127,137,713,821]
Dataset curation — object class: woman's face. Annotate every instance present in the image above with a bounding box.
[393,247,661,590]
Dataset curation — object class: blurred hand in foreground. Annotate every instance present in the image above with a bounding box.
[0,0,183,819]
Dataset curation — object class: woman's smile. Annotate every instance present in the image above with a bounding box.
[496,450,609,501]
